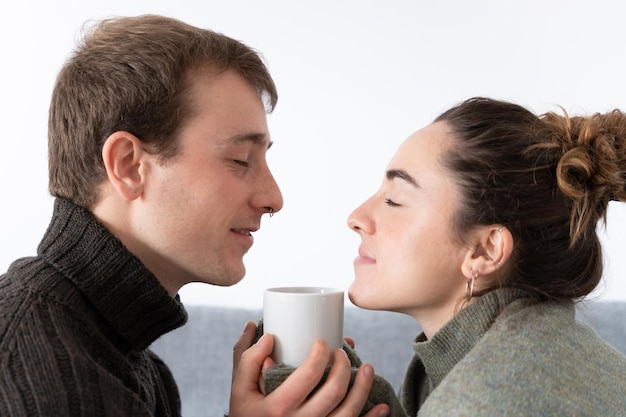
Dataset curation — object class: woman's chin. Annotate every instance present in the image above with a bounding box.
[348,284,381,310]
[347,284,364,306]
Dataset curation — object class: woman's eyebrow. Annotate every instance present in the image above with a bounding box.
[386,169,419,188]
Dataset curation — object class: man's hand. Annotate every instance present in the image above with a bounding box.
[229,321,390,417]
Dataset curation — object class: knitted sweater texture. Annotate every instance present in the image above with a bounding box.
[0,198,188,416]
[400,289,626,417]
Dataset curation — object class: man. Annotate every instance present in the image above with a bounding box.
[0,15,389,417]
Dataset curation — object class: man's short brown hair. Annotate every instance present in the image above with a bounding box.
[48,14,277,208]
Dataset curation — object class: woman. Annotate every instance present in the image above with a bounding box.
[348,97,626,416]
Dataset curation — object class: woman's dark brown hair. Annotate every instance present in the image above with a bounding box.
[48,15,277,208]
[436,97,626,301]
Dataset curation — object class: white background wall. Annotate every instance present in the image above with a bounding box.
[1,0,625,308]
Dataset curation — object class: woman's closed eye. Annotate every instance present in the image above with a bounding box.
[385,198,400,207]
[234,159,250,167]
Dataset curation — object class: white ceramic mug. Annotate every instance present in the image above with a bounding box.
[263,286,344,367]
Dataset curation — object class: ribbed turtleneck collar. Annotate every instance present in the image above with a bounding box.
[38,198,188,352]
[412,288,533,390]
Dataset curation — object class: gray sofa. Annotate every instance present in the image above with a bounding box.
[151,302,626,417]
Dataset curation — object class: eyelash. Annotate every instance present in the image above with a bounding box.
[385,198,400,207]
[234,160,250,167]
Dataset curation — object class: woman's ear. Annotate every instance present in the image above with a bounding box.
[461,225,513,278]
[101,131,147,201]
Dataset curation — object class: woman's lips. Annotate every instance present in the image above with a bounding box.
[354,247,376,265]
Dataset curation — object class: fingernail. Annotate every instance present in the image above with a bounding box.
[262,357,272,372]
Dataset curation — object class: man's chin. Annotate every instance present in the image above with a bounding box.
[215,265,246,287]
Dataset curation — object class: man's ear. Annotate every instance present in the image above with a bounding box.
[101,131,147,201]
[461,225,513,278]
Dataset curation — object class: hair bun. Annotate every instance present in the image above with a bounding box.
[543,109,626,242]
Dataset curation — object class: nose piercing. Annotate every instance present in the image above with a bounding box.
[267,207,274,218]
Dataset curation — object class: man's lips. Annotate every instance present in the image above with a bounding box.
[232,228,254,237]
[231,227,258,246]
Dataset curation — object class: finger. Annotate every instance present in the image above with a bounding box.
[268,339,332,405]
[229,334,278,417]
[344,336,355,349]
[262,356,275,372]
[258,357,274,395]
[232,333,274,393]
[232,321,258,382]
[329,363,376,417]
[302,348,353,414]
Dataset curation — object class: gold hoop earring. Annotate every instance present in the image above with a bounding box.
[466,269,477,302]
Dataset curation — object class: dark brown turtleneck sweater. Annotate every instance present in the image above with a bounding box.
[0,198,188,416]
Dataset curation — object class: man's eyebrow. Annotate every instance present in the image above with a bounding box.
[225,133,273,149]
[386,169,419,188]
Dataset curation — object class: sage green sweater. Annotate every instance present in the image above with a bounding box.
[400,289,626,417]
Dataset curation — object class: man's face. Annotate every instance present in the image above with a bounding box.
[131,69,283,294]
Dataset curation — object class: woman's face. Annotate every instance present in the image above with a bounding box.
[347,121,469,330]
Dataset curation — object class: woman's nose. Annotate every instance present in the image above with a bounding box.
[347,198,372,234]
